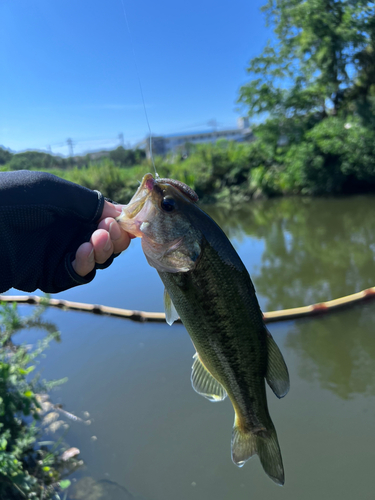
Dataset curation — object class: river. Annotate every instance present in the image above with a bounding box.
[6,194,375,500]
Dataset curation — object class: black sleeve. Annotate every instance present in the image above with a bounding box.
[0,170,108,294]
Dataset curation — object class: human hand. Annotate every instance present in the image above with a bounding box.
[72,201,131,277]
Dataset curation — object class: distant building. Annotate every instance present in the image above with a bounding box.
[141,119,253,158]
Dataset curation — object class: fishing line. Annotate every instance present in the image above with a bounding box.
[120,0,158,177]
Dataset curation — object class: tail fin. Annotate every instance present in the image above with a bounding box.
[231,421,285,485]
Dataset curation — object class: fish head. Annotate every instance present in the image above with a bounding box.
[117,173,203,273]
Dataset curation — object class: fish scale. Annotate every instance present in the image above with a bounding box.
[158,237,269,429]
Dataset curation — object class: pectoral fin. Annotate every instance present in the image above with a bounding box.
[265,329,290,399]
[191,353,227,402]
[163,288,180,326]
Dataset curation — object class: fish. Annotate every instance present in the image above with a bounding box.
[117,173,290,485]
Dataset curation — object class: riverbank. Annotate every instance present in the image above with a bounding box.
[2,115,375,204]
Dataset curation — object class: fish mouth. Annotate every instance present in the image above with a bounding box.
[143,174,155,193]
[116,174,157,237]
[124,173,155,219]
[117,173,198,238]
[126,174,198,217]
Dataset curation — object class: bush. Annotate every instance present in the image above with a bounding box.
[65,160,124,200]
[6,152,63,171]
[282,117,375,194]
[0,301,81,499]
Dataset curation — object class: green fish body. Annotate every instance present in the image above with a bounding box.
[118,174,289,485]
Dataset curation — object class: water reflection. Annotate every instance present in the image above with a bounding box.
[286,306,375,399]
[206,195,375,310]
[207,196,375,399]
[69,477,145,500]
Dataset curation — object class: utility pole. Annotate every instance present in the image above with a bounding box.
[118,133,124,147]
[66,138,74,158]
[207,119,218,142]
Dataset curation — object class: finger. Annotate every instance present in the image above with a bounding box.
[98,217,131,254]
[91,228,114,264]
[100,201,123,221]
[72,242,95,277]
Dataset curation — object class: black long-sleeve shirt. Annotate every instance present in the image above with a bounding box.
[0,170,110,293]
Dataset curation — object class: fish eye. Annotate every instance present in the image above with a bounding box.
[161,196,176,212]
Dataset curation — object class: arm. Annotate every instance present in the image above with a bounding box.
[0,170,130,294]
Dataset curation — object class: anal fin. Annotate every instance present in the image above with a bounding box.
[191,353,227,402]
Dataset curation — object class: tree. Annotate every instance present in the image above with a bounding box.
[238,0,375,133]
[0,148,12,165]
[109,146,145,167]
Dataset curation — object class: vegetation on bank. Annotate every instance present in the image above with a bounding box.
[1,0,374,203]
[0,301,81,499]
[2,116,375,205]
[236,0,375,197]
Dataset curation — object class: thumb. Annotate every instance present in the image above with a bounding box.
[100,201,123,221]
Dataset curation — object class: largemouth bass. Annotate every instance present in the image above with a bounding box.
[117,174,289,485]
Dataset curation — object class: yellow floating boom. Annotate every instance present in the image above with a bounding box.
[1,287,375,324]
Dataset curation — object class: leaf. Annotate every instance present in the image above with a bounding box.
[59,480,71,490]
[19,366,35,375]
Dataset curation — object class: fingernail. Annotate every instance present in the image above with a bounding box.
[104,233,112,252]
[114,205,123,214]
[88,248,95,263]
[109,221,120,241]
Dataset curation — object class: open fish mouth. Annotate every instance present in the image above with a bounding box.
[120,173,198,222]
[124,173,155,219]
[116,174,158,237]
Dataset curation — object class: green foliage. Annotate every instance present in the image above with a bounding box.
[0,301,80,499]
[239,0,375,123]
[158,140,279,201]
[64,160,124,200]
[0,147,12,165]
[46,160,148,203]
[282,117,375,194]
[2,145,147,174]
[3,122,375,201]
[109,146,145,167]
[235,0,375,197]
[6,151,68,171]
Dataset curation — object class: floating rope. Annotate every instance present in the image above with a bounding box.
[1,287,375,324]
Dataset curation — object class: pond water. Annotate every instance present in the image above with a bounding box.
[6,194,375,500]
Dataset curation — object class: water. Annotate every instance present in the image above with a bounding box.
[7,195,375,500]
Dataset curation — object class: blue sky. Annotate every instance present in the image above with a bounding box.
[0,0,270,156]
